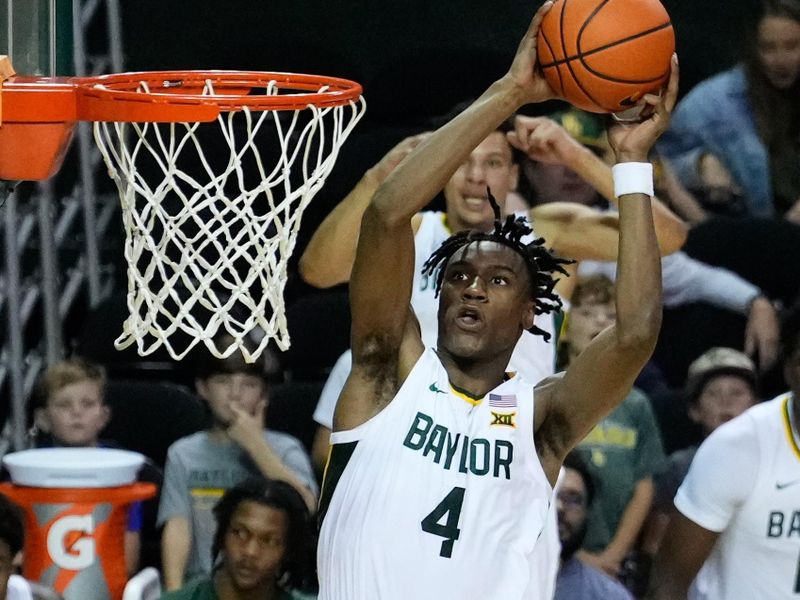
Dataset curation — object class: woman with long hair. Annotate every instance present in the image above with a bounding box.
[658,0,800,220]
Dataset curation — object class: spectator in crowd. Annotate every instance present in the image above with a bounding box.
[560,275,666,579]
[554,453,633,600]
[511,109,782,376]
[161,478,316,600]
[30,358,143,575]
[0,494,62,600]
[644,348,759,557]
[158,337,317,591]
[649,305,800,599]
[657,0,800,220]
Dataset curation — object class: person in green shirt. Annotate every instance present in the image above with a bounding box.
[161,479,316,600]
[558,275,666,580]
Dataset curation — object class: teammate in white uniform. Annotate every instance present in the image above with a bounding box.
[649,308,800,600]
[317,7,677,598]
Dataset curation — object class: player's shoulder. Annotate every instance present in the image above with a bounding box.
[414,210,446,236]
[718,395,786,440]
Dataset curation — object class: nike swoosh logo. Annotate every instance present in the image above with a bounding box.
[429,383,447,394]
[776,480,800,490]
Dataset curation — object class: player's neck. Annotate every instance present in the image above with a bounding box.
[436,348,512,399]
[443,211,493,237]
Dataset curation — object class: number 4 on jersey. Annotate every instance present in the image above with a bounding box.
[421,486,465,558]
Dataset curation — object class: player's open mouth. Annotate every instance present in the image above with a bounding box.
[455,306,484,330]
[463,197,487,209]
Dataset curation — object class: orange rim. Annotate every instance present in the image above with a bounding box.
[74,70,364,122]
[0,76,77,181]
[0,70,363,179]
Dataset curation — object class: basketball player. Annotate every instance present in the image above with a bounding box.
[648,306,800,600]
[316,3,679,597]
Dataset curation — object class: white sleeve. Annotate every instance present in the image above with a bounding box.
[674,413,759,532]
[660,252,760,313]
[312,350,353,429]
[578,253,760,315]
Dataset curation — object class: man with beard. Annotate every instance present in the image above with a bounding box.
[554,453,634,600]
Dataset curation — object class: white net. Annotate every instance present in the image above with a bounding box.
[92,79,366,361]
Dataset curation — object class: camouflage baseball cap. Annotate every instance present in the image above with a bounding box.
[686,347,757,401]
[550,108,608,151]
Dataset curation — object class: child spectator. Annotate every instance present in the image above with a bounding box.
[559,276,666,580]
[158,337,317,591]
[645,348,759,556]
[31,358,143,575]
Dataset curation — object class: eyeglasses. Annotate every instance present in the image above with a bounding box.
[557,491,587,510]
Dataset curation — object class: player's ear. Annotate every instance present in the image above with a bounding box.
[522,299,535,331]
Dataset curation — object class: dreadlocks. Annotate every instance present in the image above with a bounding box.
[421,189,573,341]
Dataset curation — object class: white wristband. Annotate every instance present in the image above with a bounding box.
[612,162,654,198]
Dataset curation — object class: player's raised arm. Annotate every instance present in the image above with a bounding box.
[298,134,429,288]
[534,56,678,479]
[337,3,558,432]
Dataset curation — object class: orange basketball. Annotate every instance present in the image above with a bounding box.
[537,0,675,114]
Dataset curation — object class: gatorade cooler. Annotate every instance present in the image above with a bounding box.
[0,448,156,600]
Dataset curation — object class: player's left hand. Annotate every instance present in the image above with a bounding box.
[506,1,559,104]
[507,115,585,166]
[226,400,267,451]
[607,53,679,163]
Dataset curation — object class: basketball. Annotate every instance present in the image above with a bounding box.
[537,0,675,114]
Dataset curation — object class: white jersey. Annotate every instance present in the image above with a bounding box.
[318,348,553,600]
[413,211,556,384]
[675,393,800,600]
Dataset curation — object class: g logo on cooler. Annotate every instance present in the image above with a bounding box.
[46,515,95,570]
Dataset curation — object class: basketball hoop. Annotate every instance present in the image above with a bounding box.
[0,66,366,361]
